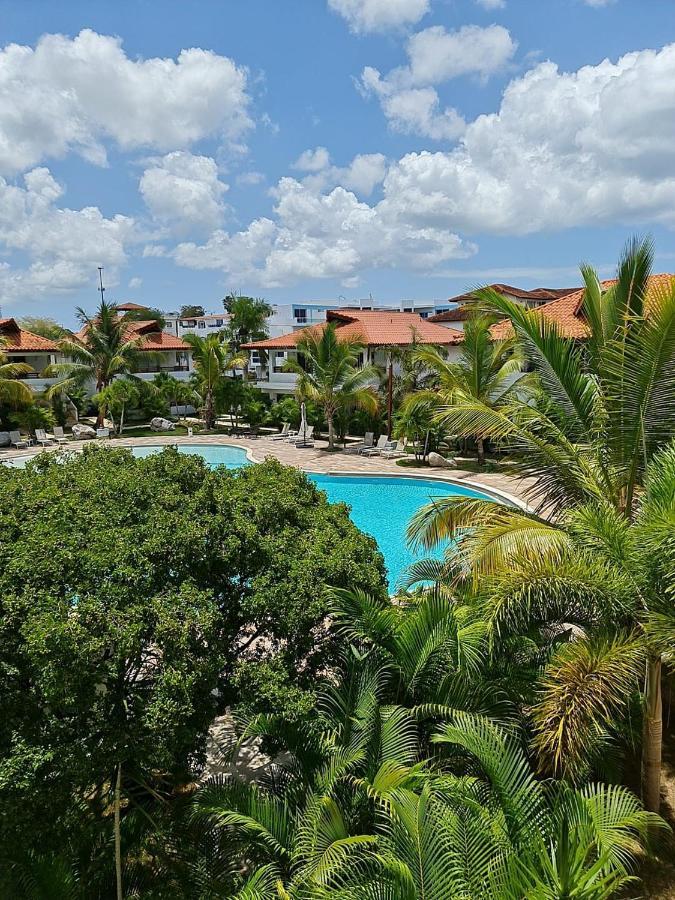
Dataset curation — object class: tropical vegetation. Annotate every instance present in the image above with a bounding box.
[184,331,247,429]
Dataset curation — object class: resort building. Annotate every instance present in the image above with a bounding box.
[122,320,193,380]
[430,284,579,331]
[244,308,463,400]
[162,311,230,338]
[0,318,63,393]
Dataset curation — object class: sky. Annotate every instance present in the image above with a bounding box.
[0,0,674,328]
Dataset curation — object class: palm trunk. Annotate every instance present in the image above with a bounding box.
[119,403,125,436]
[115,761,123,900]
[204,388,215,430]
[477,437,485,466]
[642,653,662,813]
[328,416,335,450]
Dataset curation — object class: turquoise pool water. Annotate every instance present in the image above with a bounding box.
[4,443,496,589]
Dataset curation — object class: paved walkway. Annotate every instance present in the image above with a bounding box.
[1,432,536,508]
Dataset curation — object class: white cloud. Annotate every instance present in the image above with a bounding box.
[173,175,473,287]
[292,146,331,172]
[583,0,615,5]
[295,148,387,196]
[0,29,252,175]
[128,276,143,289]
[236,171,265,186]
[139,151,229,233]
[327,0,429,33]
[380,43,675,235]
[475,0,505,8]
[360,25,516,139]
[0,167,136,302]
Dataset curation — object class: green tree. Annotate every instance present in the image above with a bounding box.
[409,238,675,810]
[179,304,205,317]
[18,317,69,341]
[0,449,386,868]
[0,338,33,408]
[47,301,145,427]
[285,322,379,450]
[10,401,55,437]
[184,333,246,429]
[222,294,272,352]
[407,314,528,465]
[92,378,140,434]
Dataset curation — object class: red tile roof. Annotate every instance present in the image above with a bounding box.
[429,284,579,323]
[0,318,59,352]
[76,319,190,351]
[243,309,464,350]
[490,274,675,340]
[116,301,148,311]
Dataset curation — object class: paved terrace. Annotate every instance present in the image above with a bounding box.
[1,433,536,508]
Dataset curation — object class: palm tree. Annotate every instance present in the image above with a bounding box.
[184,333,246,429]
[285,323,379,450]
[93,378,139,435]
[404,314,529,465]
[48,301,145,427]
[0,339,33,408]
[408,238,675,810]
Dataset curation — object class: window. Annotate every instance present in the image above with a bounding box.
[294,308,307,322]
[181,320,196,328]
[198,320,206,329]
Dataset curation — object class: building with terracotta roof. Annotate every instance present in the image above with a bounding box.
[243,308,463,399]
[489,274,675,341]
[429,283,579,331]
[0,318,64,392]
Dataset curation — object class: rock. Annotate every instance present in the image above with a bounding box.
[427,452,456,468]
[0,432,10,447]
[150,417,175,432]
[72,424,97,439]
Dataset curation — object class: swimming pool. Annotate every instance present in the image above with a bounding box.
[3,443,497,589]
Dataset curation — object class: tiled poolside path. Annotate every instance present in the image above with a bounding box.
[1,432,537,508]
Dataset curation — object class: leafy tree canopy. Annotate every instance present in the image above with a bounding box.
[179,304,205,317]
[18,316,69,341]
[0,448,386,855]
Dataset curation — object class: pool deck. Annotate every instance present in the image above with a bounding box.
[1,433,537,508]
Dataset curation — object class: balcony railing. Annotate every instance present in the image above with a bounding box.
[134,364,190,374]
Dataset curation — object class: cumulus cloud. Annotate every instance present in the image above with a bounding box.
[293,148,387,196]
[173,175,473,287]
[380,43,675,235]
[327,0,429,33]
[475,0,505,8]
[360,24,516,139]
[139,151,229,233]
[128,276,143,289]
[0,167,136,301]
[0,29,252,174]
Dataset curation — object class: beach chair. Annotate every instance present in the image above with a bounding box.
[361,435,392,456]
[346,432,374,454]
[288,425,314,447]
[271,422,293,441]
[52,426,69,444]
[381,439,407,459]
[9,430,29,449]
[35,428,53,448]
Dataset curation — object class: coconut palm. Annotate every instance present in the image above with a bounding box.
[47,301,145,427]
[403,314,529,465]
[285,323,379,450]
[93,378,139,435]
[408,238,675,810]
[183,333,246,429]
[0,338,33,408]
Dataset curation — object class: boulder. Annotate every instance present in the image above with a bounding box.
[150,417,176,432]
[72,424,97,440]
[427,452,456,469]
[0,432,10,447]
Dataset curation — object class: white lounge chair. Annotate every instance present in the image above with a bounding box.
[9,430,29,449]
[52,426,69,444]
[35,428,53,448]
[271,422,293,441]
[288,425,314,446]
[96,427,110,440]
[346,432,374,454]
[361,435,392,456]
[381,439,407,459]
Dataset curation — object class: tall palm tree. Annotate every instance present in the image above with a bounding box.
[285,323,379,450]
[404,314,529,464]
[184,333,246,429]
[0,338,33,408]
[48,301,145,427]
[408,238,675,810]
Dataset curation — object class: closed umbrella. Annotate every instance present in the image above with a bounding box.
[299,401,308,445]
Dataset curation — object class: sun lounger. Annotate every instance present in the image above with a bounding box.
[381,439,407,459]
[346,432,374,454]
[9,430,29,449]
[288,425,314,447]
[35,428,53,448]
[271,423,294,441]
[52,426,69,444]
[361,435,392,456]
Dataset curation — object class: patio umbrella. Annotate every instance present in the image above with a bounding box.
[299,401,308,444]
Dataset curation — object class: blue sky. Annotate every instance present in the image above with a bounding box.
[0,0,673,327]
